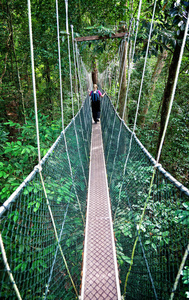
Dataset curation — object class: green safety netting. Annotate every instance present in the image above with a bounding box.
[0,97,92,300]
[101,95,189,300]
[1,91,189,300]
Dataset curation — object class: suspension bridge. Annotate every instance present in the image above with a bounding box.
[0,0,189,299]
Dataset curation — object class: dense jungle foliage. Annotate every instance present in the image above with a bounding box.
[0,1,188,198]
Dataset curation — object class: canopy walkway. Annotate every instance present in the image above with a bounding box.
[0,0,189,299]
[81,121,121,299]
[0,94,189,300]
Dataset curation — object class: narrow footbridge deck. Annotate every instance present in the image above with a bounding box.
[81,122,121,299]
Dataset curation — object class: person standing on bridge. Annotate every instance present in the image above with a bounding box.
[88,84,106,124]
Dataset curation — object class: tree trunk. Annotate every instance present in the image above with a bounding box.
[156,42,181,157]
[92,57,98,84]
[45,60,53,120]
[140,49,168,128]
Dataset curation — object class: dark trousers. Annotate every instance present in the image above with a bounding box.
[91,100,100,122]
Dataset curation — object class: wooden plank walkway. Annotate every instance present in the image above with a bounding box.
[81,122,121,300]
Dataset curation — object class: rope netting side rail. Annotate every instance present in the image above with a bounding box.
[101,95,189,300]
[0,96,92,300]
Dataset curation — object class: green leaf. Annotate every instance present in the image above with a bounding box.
[14,263,22,271]
[19,245,25,254]
[152,243,157,252]
[122,255,132,264]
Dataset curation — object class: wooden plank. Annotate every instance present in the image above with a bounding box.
[75,32,127,42]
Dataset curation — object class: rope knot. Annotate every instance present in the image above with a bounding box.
[34,164,42,173]
[154,163,161,169]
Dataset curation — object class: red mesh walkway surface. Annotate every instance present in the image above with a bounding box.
[81,122,121,300]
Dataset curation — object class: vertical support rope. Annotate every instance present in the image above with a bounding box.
[124,8,189,298]
[56,0,64,131]
[0,1,42,298]
[75,43,92,156]
[170,243,189,300]
[44,201,70,299]
[107,0,142,174]
[133,1,156,133]
[107,18,135,170]
[29,0,79,297]
[39,172,78,297]
[114,0,155,222]
[63,0,87,212]
[71,25,89,165]
[106,1,142,165]
[0,233,22,300]
[106,37,129,164]
[75,42,89,129]
[71,25,80,110]
[122,17,135,121]
[66,23,87,186]
[65,0,73,118]
[28,0,41,164]
[75,43,84,103]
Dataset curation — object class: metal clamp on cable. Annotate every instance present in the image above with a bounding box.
[34,164,42,173]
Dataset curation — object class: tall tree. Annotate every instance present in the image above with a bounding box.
[156,1,189,155]
[139,49,168,128]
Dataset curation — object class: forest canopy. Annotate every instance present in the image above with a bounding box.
[0,0,189,203]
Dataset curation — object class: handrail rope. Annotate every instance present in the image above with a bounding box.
[123,7,189,298]
[71,25,89,177]
[106,93,189,195]
[0,2,39,298]
[0,232,22,300]
[107,18,135,168]
[66,21,87,188]
[122,1,157,292]
[0,1,75,299]
[0,102,92,218]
